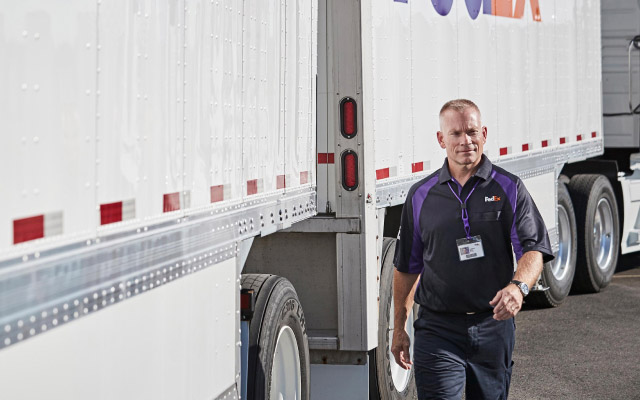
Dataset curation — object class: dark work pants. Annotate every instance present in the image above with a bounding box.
[413,308,515,400]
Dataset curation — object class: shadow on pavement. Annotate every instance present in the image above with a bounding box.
[616,252,640,273]
[522,253,640,312]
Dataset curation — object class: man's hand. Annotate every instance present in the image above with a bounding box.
[490,251,543,320]
[391,328,413,370]
[489,283,523,320]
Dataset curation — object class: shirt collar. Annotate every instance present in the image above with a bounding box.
[438,154,492,184]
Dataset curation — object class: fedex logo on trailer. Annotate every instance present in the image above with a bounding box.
[397,0,541,21]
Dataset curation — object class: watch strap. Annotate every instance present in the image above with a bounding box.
[510,280,528,296]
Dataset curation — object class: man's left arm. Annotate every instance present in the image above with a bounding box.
[490,178,553,320]
[490,251,542,320]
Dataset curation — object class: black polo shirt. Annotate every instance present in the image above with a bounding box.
[394,155,554,313]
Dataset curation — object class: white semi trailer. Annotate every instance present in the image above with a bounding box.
[1,0,638,399]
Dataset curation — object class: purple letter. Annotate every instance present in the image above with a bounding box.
[465,0,492,19]
[431,0,454,16]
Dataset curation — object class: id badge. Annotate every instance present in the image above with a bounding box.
[456,235,485,261]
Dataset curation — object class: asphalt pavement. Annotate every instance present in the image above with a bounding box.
[510,256,640,399]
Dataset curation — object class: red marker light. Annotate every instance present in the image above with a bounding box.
[342,150,358,191]
[340,97,357,138]
[240,289,255,321]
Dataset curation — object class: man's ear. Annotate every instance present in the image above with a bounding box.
[437,131,446,149]
[482,126,488,142]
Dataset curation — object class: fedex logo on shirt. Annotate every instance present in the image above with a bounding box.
[485,195,501,202]
[395,0,541,22]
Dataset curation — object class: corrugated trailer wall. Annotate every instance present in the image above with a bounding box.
[0,0,316,259]
[364,0,603,231]
[0,1,98,251]
[367,0,602,185]
[0,1,317,399]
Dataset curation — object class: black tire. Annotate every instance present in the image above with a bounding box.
[568,174,620,293]
[369,238,418,400]
[242,274,310,400]
[527,182,577,307]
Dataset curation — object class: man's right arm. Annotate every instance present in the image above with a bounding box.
[391,269,420,370]
[391,184,424,369]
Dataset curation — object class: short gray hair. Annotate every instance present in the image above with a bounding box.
[439,99,481,119]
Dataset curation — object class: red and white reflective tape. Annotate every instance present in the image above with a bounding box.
[163,191,191,213]
[376,166,397,180]
[412,160,431,173]
[13,211,63,244]
[100,199,135,225]
[246,179,264,196]
[317,153,335,164]
[210,184,231,203]
[498,132,597,155]
[300,171,309,184]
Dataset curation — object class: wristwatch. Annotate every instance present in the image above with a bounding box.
[510,280,529,297]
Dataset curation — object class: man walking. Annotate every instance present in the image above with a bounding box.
[391,99,554,399]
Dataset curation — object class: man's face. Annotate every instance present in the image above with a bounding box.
[437,108,487,168]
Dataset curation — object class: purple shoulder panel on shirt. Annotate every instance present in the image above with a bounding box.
[409,176,439,273]
[491,170,524,260]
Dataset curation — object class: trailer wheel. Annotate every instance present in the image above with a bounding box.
[527,182,577,307]
[568,174,620,293]
[242,274,310,400]
[369,238,418,400]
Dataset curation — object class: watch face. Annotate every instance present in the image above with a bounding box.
[521,283,529,296]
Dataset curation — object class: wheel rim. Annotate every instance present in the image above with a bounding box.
[552,203,572,280]
[593,197,614,271]
[387,294,414,392]
[270,326,301,400]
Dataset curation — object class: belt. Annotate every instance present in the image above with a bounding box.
[463,310,494,316]
[418,307,493,317]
